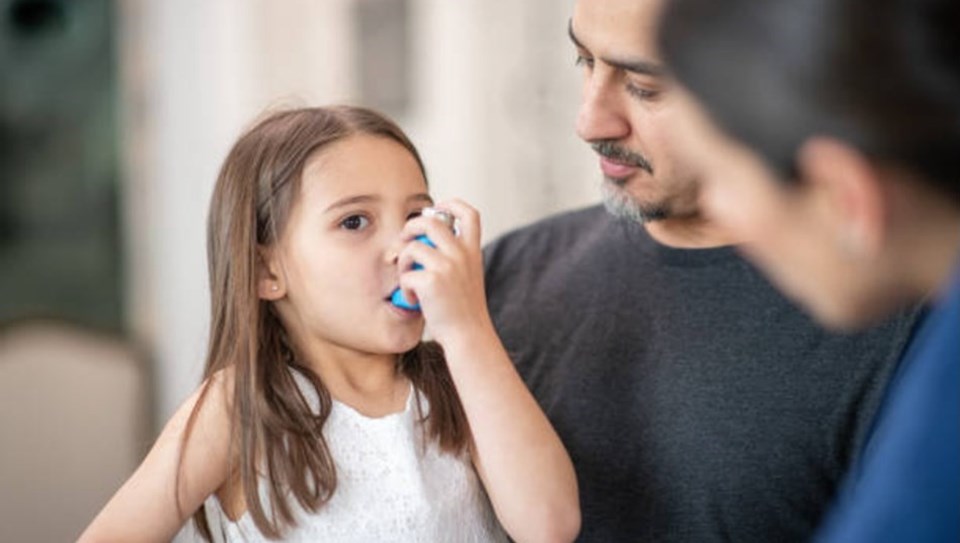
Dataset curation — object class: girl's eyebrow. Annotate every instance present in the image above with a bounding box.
[325,194,379,213]
[410,193,434,205]
[324,193,433,213]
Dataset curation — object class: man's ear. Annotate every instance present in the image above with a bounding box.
[796,136,887,258]
[256,245,285,300]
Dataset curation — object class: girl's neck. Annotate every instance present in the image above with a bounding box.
[301,342,410,418]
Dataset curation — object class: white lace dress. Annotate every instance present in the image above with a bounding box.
[203,377,508,542]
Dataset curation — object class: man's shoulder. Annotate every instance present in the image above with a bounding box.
[484,205,608,266]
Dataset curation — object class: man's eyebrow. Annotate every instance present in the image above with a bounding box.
[610,58,666,78]
[567,19,584,50]
[567,18,667,78]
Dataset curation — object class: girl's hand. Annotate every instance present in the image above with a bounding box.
[399,200,581,542]
[396,199,493,344]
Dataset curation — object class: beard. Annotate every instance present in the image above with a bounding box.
[601,177,670,223]
[592,140,669,223]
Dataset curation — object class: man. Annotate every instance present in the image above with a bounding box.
[482,0,921,541]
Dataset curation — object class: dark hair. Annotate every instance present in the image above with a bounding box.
[183,106,470,539]
[660,0,960,202]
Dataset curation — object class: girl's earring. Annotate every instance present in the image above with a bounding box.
[272,284,280,292]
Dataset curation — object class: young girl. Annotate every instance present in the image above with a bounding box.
[80,106,580,542]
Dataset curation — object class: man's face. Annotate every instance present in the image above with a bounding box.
[572,0,702,223]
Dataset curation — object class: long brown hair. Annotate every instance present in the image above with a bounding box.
[183,106,470,539]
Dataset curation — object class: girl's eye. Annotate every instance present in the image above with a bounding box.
[340,215,370,231]
[407,209,424,221]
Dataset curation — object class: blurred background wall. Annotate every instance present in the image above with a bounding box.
[0,0,596,540]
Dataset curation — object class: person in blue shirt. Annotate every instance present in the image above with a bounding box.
[656,0,960,541]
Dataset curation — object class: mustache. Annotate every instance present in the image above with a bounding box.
[592,141,654,175]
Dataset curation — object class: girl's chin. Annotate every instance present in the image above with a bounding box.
[382,330,426,354]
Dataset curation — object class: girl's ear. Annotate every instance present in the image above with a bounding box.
[796,136,887,259]
[257,245,286,300]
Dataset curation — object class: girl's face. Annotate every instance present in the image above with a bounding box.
[265,134,431,357]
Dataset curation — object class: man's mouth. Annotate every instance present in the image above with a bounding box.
[600,156,639,180]
[592,140,654,176]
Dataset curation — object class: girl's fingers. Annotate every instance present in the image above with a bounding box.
[401,200,481,253]
[401,215,459,253]
[398,269,426,294]
[395,201,481,311]
[434,199,481,247]
[398,238,446,275]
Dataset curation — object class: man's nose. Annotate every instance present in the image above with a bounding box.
[576,72,631,143]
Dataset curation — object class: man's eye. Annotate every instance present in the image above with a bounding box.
[626,82,659,101]
[574,54,594,69]
[340,215,370,230]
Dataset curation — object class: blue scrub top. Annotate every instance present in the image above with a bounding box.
[816,260,960,542]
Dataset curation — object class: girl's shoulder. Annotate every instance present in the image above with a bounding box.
[163,368,236,490]
[167,367,235,448]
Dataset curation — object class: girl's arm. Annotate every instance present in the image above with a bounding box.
[78,371,234,543]
[398,200,581,543]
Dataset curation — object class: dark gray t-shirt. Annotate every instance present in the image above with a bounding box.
[483,206,919,543]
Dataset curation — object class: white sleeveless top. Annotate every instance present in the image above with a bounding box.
[203,374,508,542]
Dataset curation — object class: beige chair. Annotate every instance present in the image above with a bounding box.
[0,319,153,543]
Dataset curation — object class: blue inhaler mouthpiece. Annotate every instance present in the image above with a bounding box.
[390,235,435,310]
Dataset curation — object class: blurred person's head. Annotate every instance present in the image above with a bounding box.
[660,0,960,328]
[571,0,711,241]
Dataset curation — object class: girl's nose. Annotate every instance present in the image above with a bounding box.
[384,238,402,265]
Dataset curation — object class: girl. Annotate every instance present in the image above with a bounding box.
[80,106,580,542]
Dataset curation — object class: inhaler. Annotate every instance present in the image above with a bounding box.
[390,207,458,311]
